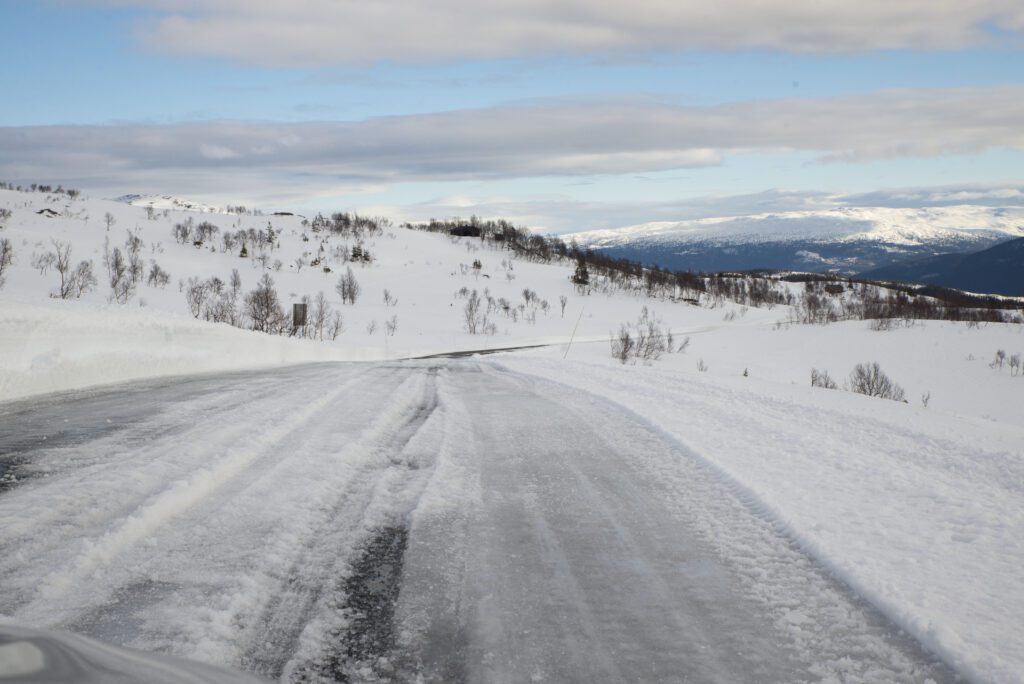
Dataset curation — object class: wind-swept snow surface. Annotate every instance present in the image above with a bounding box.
[0,362,957,683]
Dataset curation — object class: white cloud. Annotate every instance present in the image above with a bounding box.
[199,143,239,160]
[90,0,1024,65]
[3,86,1024,196]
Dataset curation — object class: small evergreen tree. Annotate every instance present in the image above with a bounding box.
[571,258,589,288]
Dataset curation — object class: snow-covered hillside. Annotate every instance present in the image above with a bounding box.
[0,186,761,398]
[114,193,229,215]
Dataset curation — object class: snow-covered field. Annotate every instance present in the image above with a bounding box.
[2,187,1024,682]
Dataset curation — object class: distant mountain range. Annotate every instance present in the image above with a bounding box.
[568,205,1024,280]
[861,237,1024,296]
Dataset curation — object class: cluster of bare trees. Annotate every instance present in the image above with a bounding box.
[103,230,147,303]
[309,212,387,239]
[182,270,344,340]
[49,240,96,299]
[787,275,1020,326]
[811,363,906,402]
[810,368,838,390]
[459,289,497,335]
[184,270,244,324]
[0,181,80,198]
[991,349,1023,376]
[849,362,906,401]
[173,219,283,262]
[336,267,361,304]
[454,284,553,332]
[244,273,288,333]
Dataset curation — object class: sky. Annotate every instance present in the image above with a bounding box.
[2,1,1024,233]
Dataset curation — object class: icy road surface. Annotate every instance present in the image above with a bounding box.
[0,361,956,683]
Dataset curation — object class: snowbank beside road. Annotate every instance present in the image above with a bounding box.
[0,299,366,401]
[498,354,1024,684]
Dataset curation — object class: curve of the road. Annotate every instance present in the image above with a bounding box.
[0,361,957,683]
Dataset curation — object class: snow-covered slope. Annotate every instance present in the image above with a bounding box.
[0,186,763,397]
[114,194,227,214]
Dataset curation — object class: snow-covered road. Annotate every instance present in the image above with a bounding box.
[0,362,955,683]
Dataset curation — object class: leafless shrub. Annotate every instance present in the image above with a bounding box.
[609,307,668,363]
[125,230,144,286]
[51,240,96,299]
[991,349,1007,369]
[327,311,344,339]
[810,368,838,389]
[172,220,192,244]
[147,261,170,288]
[464,289,483,334]
[184,277,209,318]
[610,324,634,364]
[69,261,97,298]
[336,267,361,304]
[106,246,133,303]
[195,221,219,244]
[308,291,331,340]
[634,307,667,361]
[0,238,13,288]
[244,273,287,333]
[849,362,906,402]
[385,315,398,336]
[31,251,56,275]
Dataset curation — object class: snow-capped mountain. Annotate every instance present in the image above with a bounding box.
[569,205,1024,274]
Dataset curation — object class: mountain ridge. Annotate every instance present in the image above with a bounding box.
[567,204,1024,275]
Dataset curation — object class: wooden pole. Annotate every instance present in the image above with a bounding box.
[564,307,584,360]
